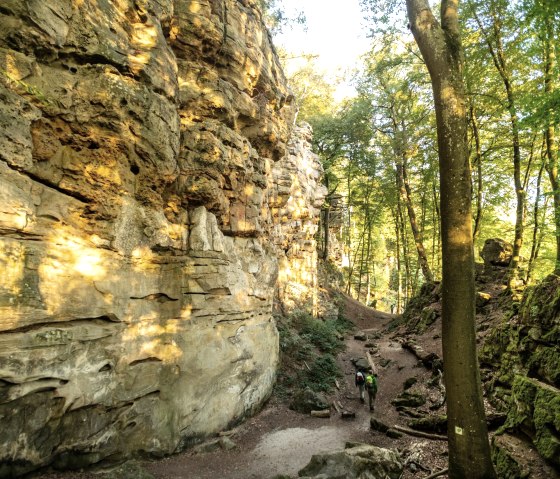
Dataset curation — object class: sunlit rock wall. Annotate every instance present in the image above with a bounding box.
[0,0,323,475]
[271,123,326,312]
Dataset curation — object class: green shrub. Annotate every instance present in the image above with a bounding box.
[298,353,341,392]
[275,310,349,395]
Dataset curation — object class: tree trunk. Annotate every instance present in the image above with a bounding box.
[321,175,331,261]
[397,159,435,283]
[394,207,402,314]
[432,180,441,273]
[469,106,484,242]
[405,1,496,478]
[542,13,560,274]
[526,162,546,284]
[397,199,411,306]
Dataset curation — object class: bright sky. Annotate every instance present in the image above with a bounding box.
[273,0,371,100]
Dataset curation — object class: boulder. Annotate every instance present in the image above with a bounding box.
[298,443,403,479]
[352,357,370,371]
[480,238,513,267]
[289,388,329,414]
[385,429,403,439]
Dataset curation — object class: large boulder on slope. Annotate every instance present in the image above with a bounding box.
[481,238,513,267]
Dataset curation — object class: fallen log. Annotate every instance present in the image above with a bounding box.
[392,425,447,441]
[366,351,378,375]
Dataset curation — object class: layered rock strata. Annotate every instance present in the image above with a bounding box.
[0,0,324,475]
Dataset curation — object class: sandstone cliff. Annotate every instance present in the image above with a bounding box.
[0,1,325,475]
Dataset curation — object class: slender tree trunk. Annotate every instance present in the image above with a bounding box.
[397,159,435,283]
[406,1,496,477]
[526,162,546,284]
[394,207,403,314]
[364,219,373,304]
[432,180,441,274]
[397,199,411,306]
[321,176,331,261]
[542,14,560,274]
[470,106,484,242]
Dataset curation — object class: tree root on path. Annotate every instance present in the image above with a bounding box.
[422,468,448,479]
[392,425,448,441]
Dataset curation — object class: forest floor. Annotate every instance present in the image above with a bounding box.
[36,291,557,479]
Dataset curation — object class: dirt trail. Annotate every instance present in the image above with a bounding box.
[139,297,448,479]
[37,297,448,479]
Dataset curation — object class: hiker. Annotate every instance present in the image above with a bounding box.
[355,369,366,403]
[365,371,378,411]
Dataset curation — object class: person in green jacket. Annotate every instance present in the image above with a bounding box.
[365,372,378,411]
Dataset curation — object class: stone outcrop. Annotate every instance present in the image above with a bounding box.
[297,443,403,479]
[0,0,325,475]
[500,376,560,468]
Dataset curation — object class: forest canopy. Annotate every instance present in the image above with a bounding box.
[273,0,560,312]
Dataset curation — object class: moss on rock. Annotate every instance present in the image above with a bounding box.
[491,435,531,479]
[501,375,560,468]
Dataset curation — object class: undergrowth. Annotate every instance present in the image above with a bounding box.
[274,309,354,398]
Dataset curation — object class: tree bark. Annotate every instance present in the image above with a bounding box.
[405,1,496,478]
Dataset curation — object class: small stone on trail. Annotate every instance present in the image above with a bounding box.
[354,332,367,341]
[380,358,391,367]
[403,377,418,390]
[341,410,356,419]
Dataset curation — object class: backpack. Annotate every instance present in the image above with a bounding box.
[356,371,365,384]
[366,374,377,391]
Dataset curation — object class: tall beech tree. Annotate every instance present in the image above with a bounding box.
[405,1,496,477]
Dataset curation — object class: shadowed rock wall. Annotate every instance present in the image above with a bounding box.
[0,0,324,475]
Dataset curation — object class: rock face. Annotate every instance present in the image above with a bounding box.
[0,0,324,475]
